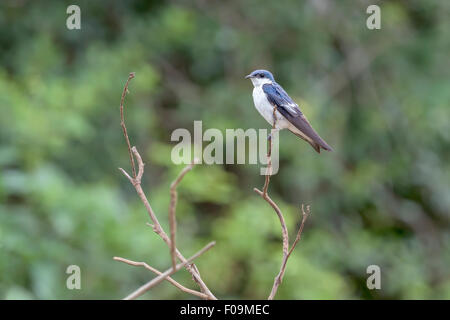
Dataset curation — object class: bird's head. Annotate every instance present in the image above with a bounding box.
[245,69,275,87]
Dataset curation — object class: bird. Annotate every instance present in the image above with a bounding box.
[245,69,333,153]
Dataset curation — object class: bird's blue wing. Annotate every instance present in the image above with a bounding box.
[262,83,333,152]
[262,83,303,117]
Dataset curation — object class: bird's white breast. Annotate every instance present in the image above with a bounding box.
[252,86,290,129]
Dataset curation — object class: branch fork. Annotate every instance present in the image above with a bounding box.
[254,106,311,300]
[114,73,216,300]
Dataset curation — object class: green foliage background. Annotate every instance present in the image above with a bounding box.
[0,0,449,299]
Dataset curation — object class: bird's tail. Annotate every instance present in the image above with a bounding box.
[290,130,333,153]
[309,140,333,153]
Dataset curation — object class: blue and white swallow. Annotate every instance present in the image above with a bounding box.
[245,69,333,153]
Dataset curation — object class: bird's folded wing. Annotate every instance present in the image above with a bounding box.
[262,83,332,150]
[262,83,302,117]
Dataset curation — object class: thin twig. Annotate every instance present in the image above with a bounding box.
[254,106,310,300]
[169,158,199,270]
[113,257,209,299]
[287,204,310,259]
[120,147,216,299]
[266,204,310,300]
[118,73,216,300]
[262,107,277,195]
[122,241,216,300]
[120,72,137,179]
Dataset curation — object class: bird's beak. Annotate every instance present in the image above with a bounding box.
[245,74,253,79]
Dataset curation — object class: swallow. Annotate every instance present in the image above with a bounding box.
[246,69,333,153]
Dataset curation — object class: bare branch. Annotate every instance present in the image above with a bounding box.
[122,241,216,300]
[254,106,310,300]
[118,73,216,300]
[120,145,216,300]
[123,146,217,300]
[118,167,133,184]
[144,222,214,298]
[169,158,199,270]
[253,187,289,259]
[120,72,137,179]
[131,146,144,183]
[113,258,209,300]
[287,204,310,259]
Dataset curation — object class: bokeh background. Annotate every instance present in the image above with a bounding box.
[0,0,449,299]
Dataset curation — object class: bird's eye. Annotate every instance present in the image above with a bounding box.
[259,74,264,78]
